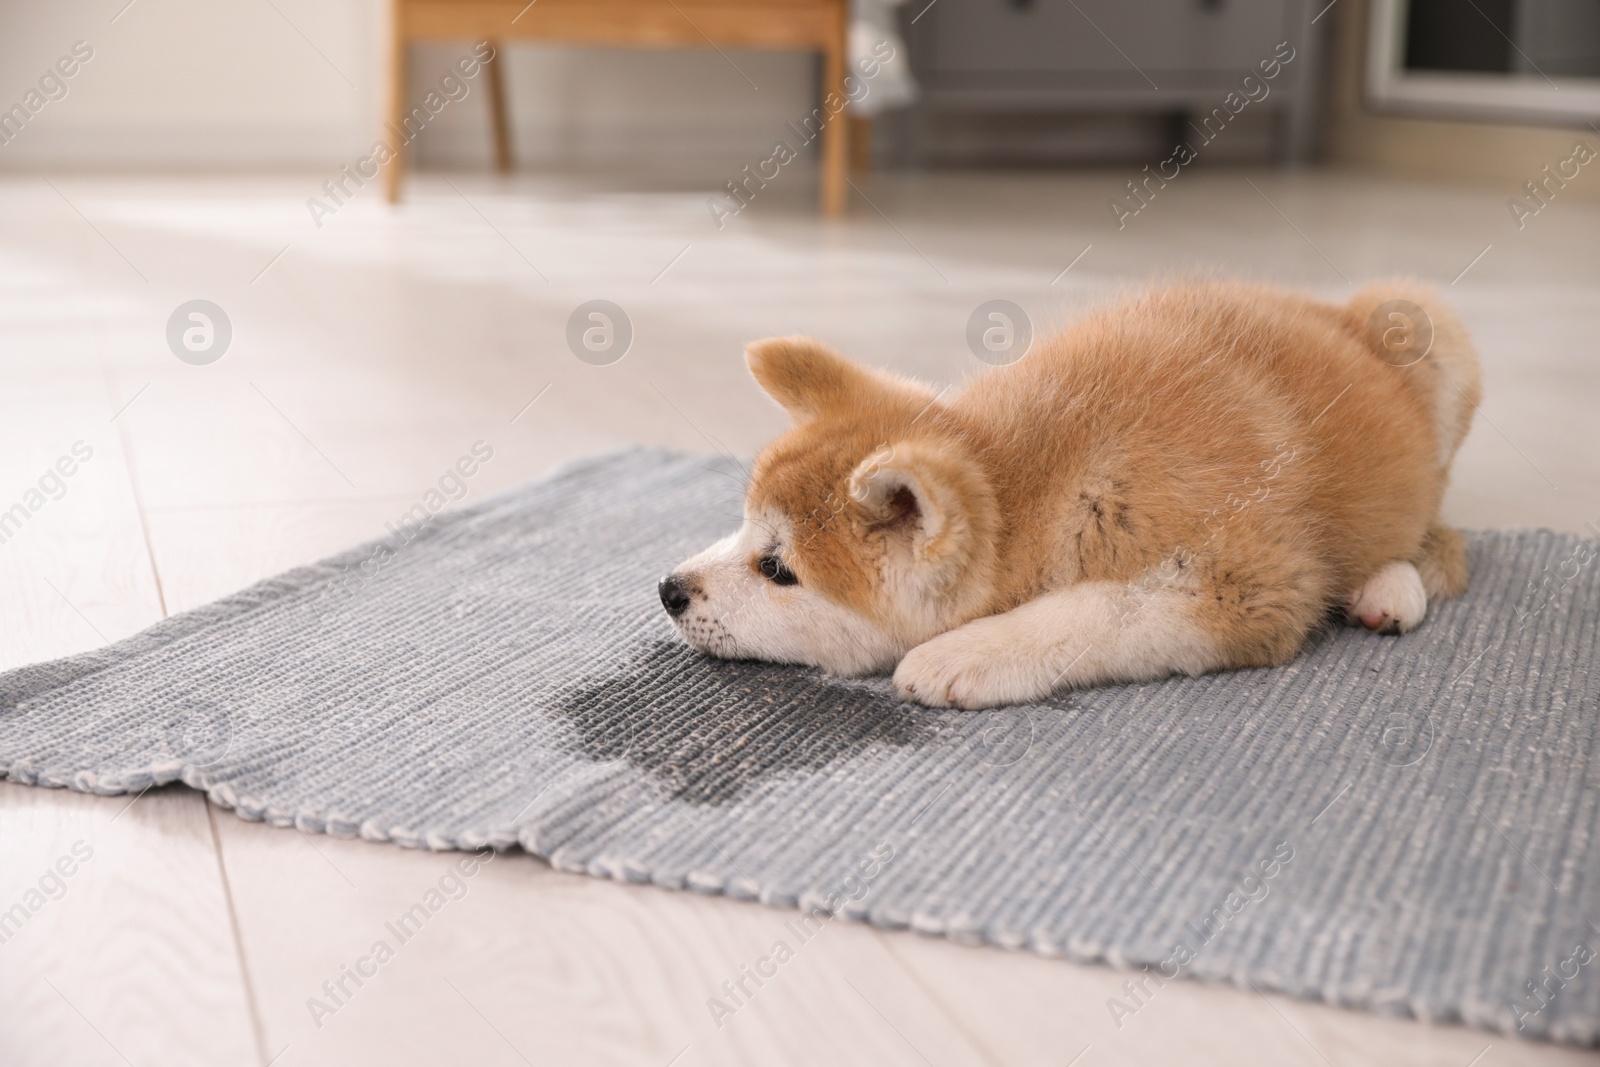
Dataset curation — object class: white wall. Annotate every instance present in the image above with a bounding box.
[0,0,814,170]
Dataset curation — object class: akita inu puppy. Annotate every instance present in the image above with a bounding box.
[660,282,1481,709]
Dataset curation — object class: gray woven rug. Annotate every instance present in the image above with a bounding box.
[2,449,1598,1044]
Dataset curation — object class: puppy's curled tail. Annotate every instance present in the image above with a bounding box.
[1345,280,1482,468]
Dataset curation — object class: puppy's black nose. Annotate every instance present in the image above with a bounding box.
[658,574,692,618]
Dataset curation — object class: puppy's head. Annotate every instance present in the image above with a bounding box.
[660,337,997,675]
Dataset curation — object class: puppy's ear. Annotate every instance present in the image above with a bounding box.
[847,441,993,570]
[746,336,887,421]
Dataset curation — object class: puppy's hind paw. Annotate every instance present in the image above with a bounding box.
[1346,560,1428,635]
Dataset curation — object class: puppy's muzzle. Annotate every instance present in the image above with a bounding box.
[658,574,692,618]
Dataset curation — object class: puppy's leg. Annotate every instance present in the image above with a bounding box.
[894,561,1319,708]
[1345,560,1428,634]
[1343,523,1462,636]
[1412,522,1468,601]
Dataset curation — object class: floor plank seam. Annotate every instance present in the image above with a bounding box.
[207,801,274,1067]
[104,364,169,620]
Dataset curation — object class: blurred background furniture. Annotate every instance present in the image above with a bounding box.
[900,0,1324,165]
[387,0,852,213]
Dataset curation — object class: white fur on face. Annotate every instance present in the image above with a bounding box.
[667,510,901,676]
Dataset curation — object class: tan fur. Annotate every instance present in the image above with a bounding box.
[1414,522,1469,600]
[666,281,1482,706]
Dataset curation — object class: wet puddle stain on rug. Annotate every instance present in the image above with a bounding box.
[556,641,938,804]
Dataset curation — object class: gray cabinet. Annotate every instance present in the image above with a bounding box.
[902,0,1323,161]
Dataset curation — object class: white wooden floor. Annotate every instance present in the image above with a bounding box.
[1,166,1596,1067]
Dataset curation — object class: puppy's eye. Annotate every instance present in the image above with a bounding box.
[758,554,799,586]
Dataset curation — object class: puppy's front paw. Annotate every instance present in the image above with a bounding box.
[894,629,1047,710]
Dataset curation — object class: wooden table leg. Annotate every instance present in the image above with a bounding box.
[849,115,872,173]
[818,0,849,217]
[485,39,513,173]
[386,0,407,203]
